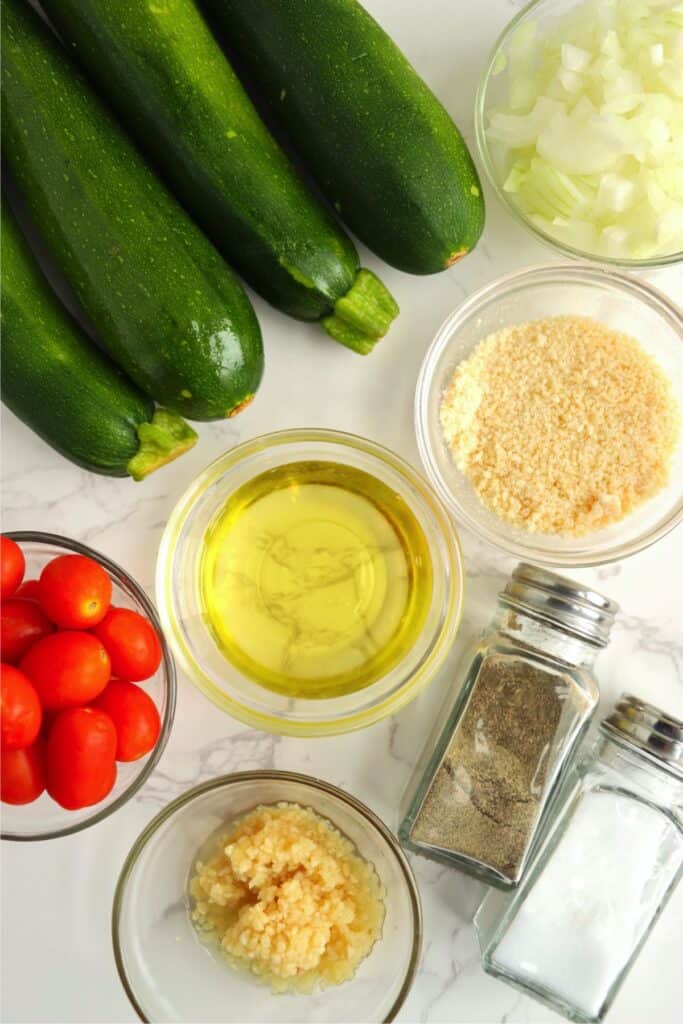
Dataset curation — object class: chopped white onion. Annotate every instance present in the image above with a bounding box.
[487,0,683,259]
[561,43,591,71]
[597,174,637,214]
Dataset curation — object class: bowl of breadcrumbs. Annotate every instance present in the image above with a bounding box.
[416,264,683,566]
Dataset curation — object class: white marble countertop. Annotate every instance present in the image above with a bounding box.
[2,1,682,1021]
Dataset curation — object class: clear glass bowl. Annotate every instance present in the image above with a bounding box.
[415,264,683,566]
[2,532,176,842]
[156,429,464,737]
[475,0,683,270]
[112,771,422,1024]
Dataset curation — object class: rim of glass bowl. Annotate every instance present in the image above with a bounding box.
[111,770,423,1024]
[2,531,177,842]
[415,263,683,567]
[474,0,683,271]
[155,428,464,737]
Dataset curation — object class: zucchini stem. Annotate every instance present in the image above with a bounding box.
[321,269,399,354]
[127,408,197,481]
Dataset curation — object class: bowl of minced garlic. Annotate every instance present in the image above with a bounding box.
[416,265,683,566]
[190,802,385,993]
[112,772,422,1022]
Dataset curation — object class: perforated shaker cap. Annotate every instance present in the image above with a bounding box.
[500,563,619,648]
[602,694,683,779]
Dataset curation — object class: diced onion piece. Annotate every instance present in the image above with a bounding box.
[558,68,583,93]
[518,157,594,220]
[509,75,539,112]
[601,30,622,59]
[561,42,591,71]
[601,226,631,258]
[597,174,636,213]
[508,19,538,62]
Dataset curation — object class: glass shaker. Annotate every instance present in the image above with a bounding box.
[399,563,617,888]
[475,695,683,1024]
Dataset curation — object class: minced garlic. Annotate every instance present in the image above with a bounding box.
[440,316,679,536]
[189,802,385,993]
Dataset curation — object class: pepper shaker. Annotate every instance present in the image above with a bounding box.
[399,563,617,888]
[475,695,683,1024]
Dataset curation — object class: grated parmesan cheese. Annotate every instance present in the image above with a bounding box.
[440,316,679,536]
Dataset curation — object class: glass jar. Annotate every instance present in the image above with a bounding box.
[399,563,617,888]
[475,695,683,1024]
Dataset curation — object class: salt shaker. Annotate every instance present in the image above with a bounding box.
[399,564,617,888]
[475,695,683,1024]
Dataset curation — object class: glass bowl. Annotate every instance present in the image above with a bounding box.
[2,532,176,842]
[475,0,683,270]
[112,770,422,1023]
[415,264,683,567]
[156,429,464,737]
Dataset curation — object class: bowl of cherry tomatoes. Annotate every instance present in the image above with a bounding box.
[0,532,176,841]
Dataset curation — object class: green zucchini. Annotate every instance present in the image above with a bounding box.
[1,200,197,480]
[207,0,485,275]
[40,0,398,353]
[1,0,263,421]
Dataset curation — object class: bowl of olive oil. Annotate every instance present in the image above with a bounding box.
[157,430,464,736]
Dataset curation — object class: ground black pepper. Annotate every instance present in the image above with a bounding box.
[409,655,563,879]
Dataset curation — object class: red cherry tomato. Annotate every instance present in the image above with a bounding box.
[46,707,117,810]
[20,631,110,710]
[1,737,46,804]
[1,664,42,750]
[94,680,161,762]
[39,554,112,629]
[92,607,162,682]
[14,579,41,602]
[1,598,54,663]
[0,536,25,600]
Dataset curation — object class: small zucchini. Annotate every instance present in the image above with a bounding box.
[40,0,398,352]
[1,200,197,480]
[208,0,486,274]
[1,0,263,421]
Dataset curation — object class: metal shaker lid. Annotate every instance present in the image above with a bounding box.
[602,694,683,778]
[500,563,619,648]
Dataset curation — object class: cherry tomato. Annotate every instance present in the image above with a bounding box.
[14,579,41,602]
[1,664,42,750]
[0,536,25,600]
[20,631,110,710]
[1,737,46,804]
[1,598,54,663]
[46,707,117,810]
[39,554,112,629]
[94,680,161,761]
[92,607,162,682]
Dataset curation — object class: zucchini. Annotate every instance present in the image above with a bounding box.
[40,0,398,353]
[1,0,263,421]
[1,200,197,480]
[207,0,485,275]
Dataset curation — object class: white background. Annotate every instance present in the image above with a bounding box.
[2,1,682,1021]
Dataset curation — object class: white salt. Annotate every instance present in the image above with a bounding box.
[491,790,682,1020]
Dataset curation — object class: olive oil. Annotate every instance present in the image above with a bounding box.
[200,461,433,698]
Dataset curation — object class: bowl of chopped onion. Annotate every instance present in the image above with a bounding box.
[476,0,683,268]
